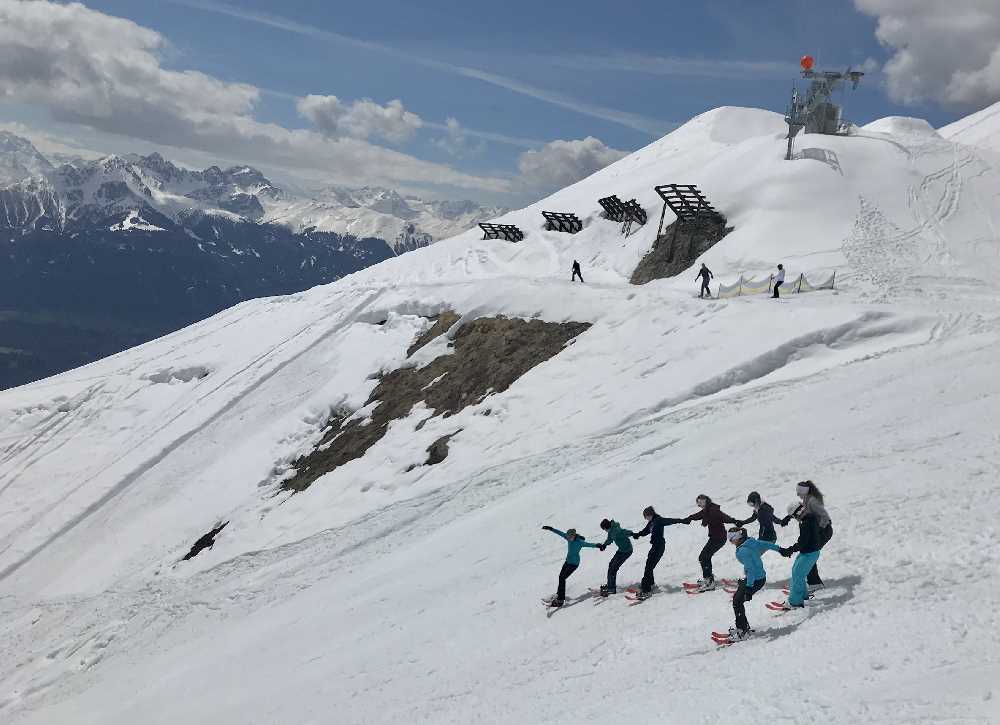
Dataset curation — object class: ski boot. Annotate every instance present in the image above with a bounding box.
[728,627,752,641]
[697,577,717,592]
[599,585,614,597]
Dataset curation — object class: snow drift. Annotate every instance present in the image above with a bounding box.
[1,105,999,724]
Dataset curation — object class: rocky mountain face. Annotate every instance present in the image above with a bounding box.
[0,132,503,389]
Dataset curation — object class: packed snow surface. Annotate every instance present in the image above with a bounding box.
[1,106,999,724]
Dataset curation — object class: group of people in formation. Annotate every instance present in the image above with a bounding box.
[695,263,788,299]
[542,480,833,642]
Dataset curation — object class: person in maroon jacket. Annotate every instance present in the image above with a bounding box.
[683,494,738,590]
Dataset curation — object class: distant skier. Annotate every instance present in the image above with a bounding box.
[571,260,584,283]
[541,525,601,607]
[776,499,823,609]
[598,518,635,595]
[772,264,786,298]
[631,506,688,598]
[696,263,714,298]
[736,491,782,543]
[683,494,738,591]
[718,526,780,642]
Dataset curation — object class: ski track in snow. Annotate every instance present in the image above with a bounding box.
[1,108,1000,723]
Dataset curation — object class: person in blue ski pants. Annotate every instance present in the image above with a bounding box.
[542,525,601,606]
[727,526,780,638]
[779,502,822,607]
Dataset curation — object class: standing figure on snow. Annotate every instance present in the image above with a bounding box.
[598,518,635,595]
[737,491,782,543]
[717,526,781,643]
[683,494,738,591]
[571,260,584,283]
[776,499,823,609]
[696,263,714,298]
[631,506,688,599]
[541,525,601,607]
[791,480,832,588]
[772,264,786,298]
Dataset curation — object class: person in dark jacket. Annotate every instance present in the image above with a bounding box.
[631,506,688,597]
[696,263,713,298]
[571,260,584,283]
[778,501,823,607]
[542,525,601,606]
[683,494,738,590]
[598,518,634,595]
[778,480,832,588]
[737,491,782,543]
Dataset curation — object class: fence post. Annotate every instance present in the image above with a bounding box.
[796,273,803,293]
[737,274,743,296]
[768,274,773,294]
[831,270,836,290]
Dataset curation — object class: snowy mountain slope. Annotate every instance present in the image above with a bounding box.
[939,99,1000,154]
[260,185,508,250]
[1,106,999,723]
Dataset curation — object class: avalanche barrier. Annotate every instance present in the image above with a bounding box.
[716,271,836,298]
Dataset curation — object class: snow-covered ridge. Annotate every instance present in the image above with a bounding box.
[0,131,507,246]
[1,105,999,724]
[939,98,1000,154]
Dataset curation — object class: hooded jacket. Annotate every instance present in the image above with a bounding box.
[602,521,634,554]
[735,537,781,586]
[634,515,686,547]
[545,528,600,565]
[685,503,737,540]
[743,501,779,541]
[784,512,823,554]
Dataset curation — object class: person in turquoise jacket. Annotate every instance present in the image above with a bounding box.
[542,525,601,606]
[726,527,780,640]
[598,518,634,595]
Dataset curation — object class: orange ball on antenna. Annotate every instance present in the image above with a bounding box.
[800,55,815,70]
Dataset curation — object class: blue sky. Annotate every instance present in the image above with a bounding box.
[0,0,995,204]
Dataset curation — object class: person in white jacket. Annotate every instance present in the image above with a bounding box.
[772,264,786,298]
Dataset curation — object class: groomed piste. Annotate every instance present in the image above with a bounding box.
[1,105,1000,723]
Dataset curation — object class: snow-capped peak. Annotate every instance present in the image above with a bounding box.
[0,131,55,186]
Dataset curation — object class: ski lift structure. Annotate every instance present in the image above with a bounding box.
[785,54,864,160]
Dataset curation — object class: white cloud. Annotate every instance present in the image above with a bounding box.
[432,117,486,158]
[855,0,1000,107]
[0,0,509,193]
[297,95,422,143]
[517,137,628,193]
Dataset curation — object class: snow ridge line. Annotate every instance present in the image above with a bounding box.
[613,311,926,431]
[0,290,384,584]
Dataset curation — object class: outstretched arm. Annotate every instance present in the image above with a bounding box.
[742,511,759,526]
[542,526,569,541]
[661,517,686,526]
[580,541,601,549]
[686,510,706,523]
[634,520,653,538]
[721,511,738,525]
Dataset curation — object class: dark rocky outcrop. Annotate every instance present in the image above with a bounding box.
[282,315,590,492]
[406,311,461,357]
[630,219,733,285]
[425,431,459,466]
[181,521,229,561]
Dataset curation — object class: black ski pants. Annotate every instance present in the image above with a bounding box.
[807,525,833,586]
[606,549,632,591]
[572,270,584,283]
[640,542,665,593]
[556,562,578,601]
[733,577,766,631]
[772,280,783,298]
[699,537,726,580]
[700,280,711,298]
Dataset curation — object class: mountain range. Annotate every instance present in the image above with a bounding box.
[0,131,506,389]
